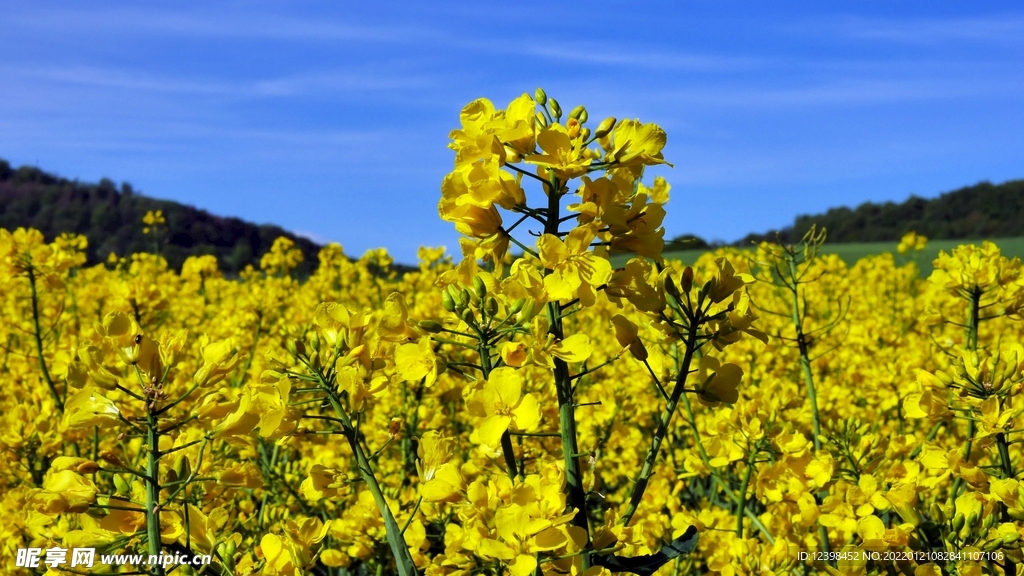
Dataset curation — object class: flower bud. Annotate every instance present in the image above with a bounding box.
[580,127,591,141]
[519,299,537,322]
[418,320,444,333]
[473,275,487,300]
[441,291,456,313]
[681,266,695,293]
[535,112,549,128]
[309,331,321,353]
[595,117,616,138]
[534,88,547,106]
[548,98,561,120]
[461,307,476,325]
[984,512,997,530]
[569,105,587,122]
[983,539,1002,552]
[485,297,499,317]
[952,512,966,533]
[99,450,124,468]
[510,298,526,315]
[174,455,192,480]
[967,510,980,531]
[389,417,403,439]
[113,474,130,495]
[76,460,100,475]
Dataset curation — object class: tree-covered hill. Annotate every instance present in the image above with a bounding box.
[0,159,322,276]
[736,179,1024,246]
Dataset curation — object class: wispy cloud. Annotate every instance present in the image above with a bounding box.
[836,14,1024,44]
[4,7,420,43]
[523,45,767,71]
[1,65,430,98]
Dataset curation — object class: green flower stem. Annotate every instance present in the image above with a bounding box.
[953,287,981,499]
[478,339,518,481]
[620,317,700,526]
[787,257,821,452]
[27,267,63,411]
[145,410,164,576]
[325,394,417,576]
[542,173,591,570]
[735,448,758,538]
[784,255,831,559]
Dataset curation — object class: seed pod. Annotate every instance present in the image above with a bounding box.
[418,320,444,333]
[595,117,616,138]
[534,88,547,106]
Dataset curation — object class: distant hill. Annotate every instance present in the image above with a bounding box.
[0,159,322,276]
[736,179,1024,246]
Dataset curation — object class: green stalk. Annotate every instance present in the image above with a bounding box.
[145,411,164,575]
[542,175,590,567]
[952,288,981,499]
[27,267,63,411]
[787,258,821,451]
[735,449,758,537]
[680,385,775,543]
[479,340,518,481]
[325,396,417,576]
[785,255,830,559]
[620,318,699,526]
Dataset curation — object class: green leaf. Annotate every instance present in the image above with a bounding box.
[592,525,698,575]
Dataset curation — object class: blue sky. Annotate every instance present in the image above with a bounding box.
[2,2,1022,262]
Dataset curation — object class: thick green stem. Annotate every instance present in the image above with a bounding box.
[787,258,821,452]
[620,318,700,526]
[953,288,981,499]
[326,397,417,576]
[542,175,590,568]
[480,342,517,481]
[145,412,164,575]
[27,268,63,411]
[680,386,775,543]
[735,449,758,537]
[785,256,830,559]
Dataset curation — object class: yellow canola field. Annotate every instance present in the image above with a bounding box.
[2,91,1023,576]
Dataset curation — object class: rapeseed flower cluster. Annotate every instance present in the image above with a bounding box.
[2,91,1023,576]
